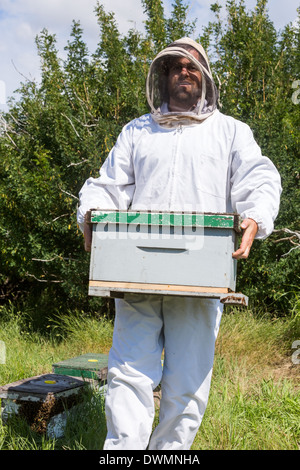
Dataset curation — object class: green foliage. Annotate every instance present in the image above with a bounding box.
[0,0,195,315]
[166,0,196,43]
[200,0,299,313]
[0,0,298,316]
[142,0,167,48]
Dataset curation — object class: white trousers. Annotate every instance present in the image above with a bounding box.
[103,294,223,450]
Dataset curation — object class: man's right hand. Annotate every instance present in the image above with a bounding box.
[84,212,92,252]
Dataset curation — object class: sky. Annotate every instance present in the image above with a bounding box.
[0,0,299,110]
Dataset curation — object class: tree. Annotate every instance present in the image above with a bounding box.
[0,0,298,317]
[0,0,196,318]
[200,0,299,312]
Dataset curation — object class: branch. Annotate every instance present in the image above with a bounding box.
[4,132,20,151]
[72,88,95,119]
[67,159,89,168]
[272,228,300,257]
[59,188,79,200]
[32,255,80,262]
[273,228,300,241]
[45,213,69,224]
[7,112,31,136]
[61,113,82,139]
[25,272,63,283]
[11,59,35,84]
[281,245,299,257]
[32,255,62,262]
[0,113,21,150]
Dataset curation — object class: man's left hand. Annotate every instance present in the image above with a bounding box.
[232,218,258,259]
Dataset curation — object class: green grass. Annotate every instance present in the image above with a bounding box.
[0,303,299,450]
[194,377,299,450]
[192,308,300,450]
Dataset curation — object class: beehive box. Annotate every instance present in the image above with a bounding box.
[88,210,247,305]
[52,353,108,382]
[0,374,86,438]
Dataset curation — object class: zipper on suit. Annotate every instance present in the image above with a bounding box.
[169,125,183,207]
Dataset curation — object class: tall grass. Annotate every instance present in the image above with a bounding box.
[192,308,300,450]
[0,303,299,450]
[0,304,114,384]
[0,303,113,450]
[195,377,299,450]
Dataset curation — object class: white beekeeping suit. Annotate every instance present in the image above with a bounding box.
[77,38,281,450]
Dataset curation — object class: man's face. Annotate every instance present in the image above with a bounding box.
[167,50,202,112]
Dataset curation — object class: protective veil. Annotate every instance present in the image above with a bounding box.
[146,37,218,127]
[77,38,282,450]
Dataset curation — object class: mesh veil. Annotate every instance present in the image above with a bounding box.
[146,38,218,128]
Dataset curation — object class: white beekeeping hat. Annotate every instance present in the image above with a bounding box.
[146,37,218,127]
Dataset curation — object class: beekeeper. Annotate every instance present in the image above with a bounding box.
[77,38,281,450]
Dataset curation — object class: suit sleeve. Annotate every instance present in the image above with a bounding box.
[77,123,135,232]
[230,122,282,239]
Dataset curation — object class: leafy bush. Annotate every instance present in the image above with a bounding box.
[0,0,298,316]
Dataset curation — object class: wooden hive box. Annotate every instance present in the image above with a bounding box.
[0,373,86,438]
[88,210,248,306]
[52,353,108,382]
